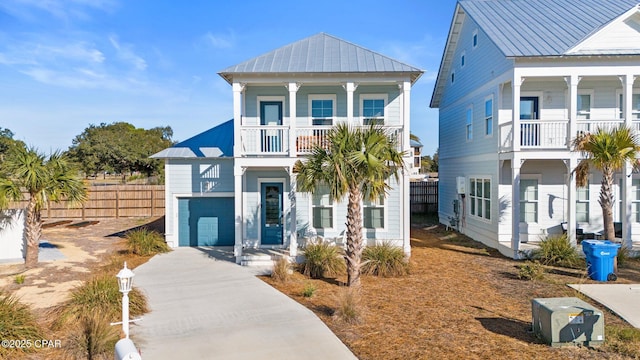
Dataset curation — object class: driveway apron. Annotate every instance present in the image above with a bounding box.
[133,247,357,359]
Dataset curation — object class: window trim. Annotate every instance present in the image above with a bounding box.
[310,186,337,231]
[360,94,388,125]
[466,105,473,141]
[616,89,640,120]
[519,174,541,224]
[576,178,590,224]
[468,176,492,222]
[484,95,493,137]
[257,96,286,125]
[577,89,594,121]
[308,94,337,126]
[363,194,387,230]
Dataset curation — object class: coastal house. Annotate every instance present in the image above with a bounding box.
[153,33,422,263]
[430,0,640,258]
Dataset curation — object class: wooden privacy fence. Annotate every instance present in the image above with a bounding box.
[17,185,165,219]
[410,181,438,214]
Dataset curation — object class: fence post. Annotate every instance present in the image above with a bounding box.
[115,187,120,219]
[150,188,155,217]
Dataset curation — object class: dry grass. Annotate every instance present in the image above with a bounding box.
[263,225,640,360]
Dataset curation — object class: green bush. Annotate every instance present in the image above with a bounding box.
[271,256,292,283]
[14,274,25,284]
[53,273,148,328]
[302,241,346,278]
[0,291,42,357]
[64,310,120,360]
[126,228,170,256]
[361,243,409,277]
[516,261,545,281]
[531,234,581,268]
[302,282,317,298]
[333,287,362,324]
[616,245,635,268]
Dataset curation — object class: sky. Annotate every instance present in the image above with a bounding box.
[0,0,457,157]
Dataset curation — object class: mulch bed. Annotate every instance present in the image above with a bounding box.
[263,225,640,360]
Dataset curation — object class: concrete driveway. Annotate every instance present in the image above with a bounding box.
[133,247,356,359]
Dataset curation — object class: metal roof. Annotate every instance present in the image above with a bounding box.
[459,0,639,57]
[151,120,234,159]
[219,33,423,84]
[410,139,423,148]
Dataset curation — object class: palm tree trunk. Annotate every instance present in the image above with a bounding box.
[599,166,616,241]
[24,197,41,268]
[345,186,363,287]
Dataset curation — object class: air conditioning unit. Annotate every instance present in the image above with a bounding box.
[456,177,466,194]
[532,297,604,347]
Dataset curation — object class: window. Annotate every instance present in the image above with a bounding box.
[577,92,591,120]
[461,52,466,67]
[466,106,473,141]
[309,95,336,126]
[485,97,493,136]
[520,97,539,120]
[576,183,589,223]
[361,96,386,125]
[363,196,385,229]
[618,92,640,120]
[633,179,640,222]
[519,179,538,223]
[312,187,334,229]
[451,72,455,84]
[469,177,491,220]
[472,30,478,48]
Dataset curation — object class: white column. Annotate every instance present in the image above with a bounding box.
[566,157,578,246]
[566,75,580,147]
[622,74,635,248]
[511,157,521,259]
[234,167,243,263]
[287,82,299,157]
[400,81,412,258]
[512,75,522,152]
[232,82,245,157]
[289,171,298,257]
[345,82,357,124]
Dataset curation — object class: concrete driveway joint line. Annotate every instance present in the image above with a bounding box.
[134,248,357,360]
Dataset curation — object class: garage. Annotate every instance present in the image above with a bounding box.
[178,197,235,246]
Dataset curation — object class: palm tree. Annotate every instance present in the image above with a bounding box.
[572,125,640,241]
[295,124,405,287]
[0,147,87,268]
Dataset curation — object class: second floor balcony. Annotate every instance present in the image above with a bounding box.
[499,119,640,152]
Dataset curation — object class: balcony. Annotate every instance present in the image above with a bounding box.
[240,125,403,156]
[500,119,640,151]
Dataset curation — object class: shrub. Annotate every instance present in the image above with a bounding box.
[516,261,545,281]
[271,256,292,283]
[52,273,148,328]
[333,287,362,324]
[361,243,409,277]
[302,282,317,298]
[126,228,170,256]
[64,310,119,360]
[531,234,581,268]
[302,241,345,278]
[617,245,635,268]
[0,291,42,357]
[14,274,25,284]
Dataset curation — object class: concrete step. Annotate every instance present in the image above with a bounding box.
[240,259,275,267]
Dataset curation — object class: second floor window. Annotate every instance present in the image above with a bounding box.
[485,98,493,136]
[577,93,591,120]
[363,98,385,125]
[466,107,473,141]
[618,93,640,120]
[311,99,334,126]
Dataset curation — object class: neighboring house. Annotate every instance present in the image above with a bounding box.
[431,0,640,258]
[410,139,424,179]
[153,33,423,263]
[0,209,25,263]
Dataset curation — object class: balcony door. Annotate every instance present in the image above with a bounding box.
[260,101,283,152]
[520,96,539,146]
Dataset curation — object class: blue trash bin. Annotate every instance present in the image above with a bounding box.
[582,240,621,281]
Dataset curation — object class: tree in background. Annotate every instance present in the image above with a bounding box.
[0,128,26,162]
[67,123,173,178]
[0,147,87,268]
[421,148,439,173]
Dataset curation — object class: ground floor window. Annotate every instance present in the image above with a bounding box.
[364,195,385,229]
[469,177,491,220]
[633,179,640,222]
[576,182,589,223]
[312,187,334,229]
[519,179,538,223]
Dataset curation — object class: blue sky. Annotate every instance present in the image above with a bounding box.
[0,0,457,157]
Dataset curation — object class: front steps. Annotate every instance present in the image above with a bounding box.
[239,249,292,274]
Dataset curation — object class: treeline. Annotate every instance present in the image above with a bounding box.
[0,123,174,180]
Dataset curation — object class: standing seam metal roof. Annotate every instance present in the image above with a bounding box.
[218,33,423,83]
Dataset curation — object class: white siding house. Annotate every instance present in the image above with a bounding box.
[154,33,423,263]
[431,0,640,258]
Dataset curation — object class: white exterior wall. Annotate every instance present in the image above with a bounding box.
[0,209,25,263]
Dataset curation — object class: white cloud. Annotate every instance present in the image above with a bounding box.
[203,31,235,49]
[109,35,147,71]
[0,0,117,22]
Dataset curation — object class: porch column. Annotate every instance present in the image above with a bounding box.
[234,167,243,263]
[566,75,580,147]
[232,82,245,157]
[511,156,521,259]
[512,74,522,152]
[288,170,298,257]
[622,74,636,248]
[287,82,300,157]
[400,81,412,257]
[344,82,357,124]
[566,157,578,246]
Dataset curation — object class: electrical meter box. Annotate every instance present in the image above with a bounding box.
[532,297,604,347]
[456,177,466,194]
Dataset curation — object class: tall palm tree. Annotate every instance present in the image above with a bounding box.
[0,147,87,268]
[572,125,640,241]
[295,124,405,287]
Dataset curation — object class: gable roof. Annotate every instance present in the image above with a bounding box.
[459,0,639,57]
[219,33,423,84]
[151,120,233,159]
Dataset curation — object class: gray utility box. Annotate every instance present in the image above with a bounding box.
[532,297,604,347]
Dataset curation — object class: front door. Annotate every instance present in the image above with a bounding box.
[261,182,283,245]
[520,96,540,146]
[260,101,283,153]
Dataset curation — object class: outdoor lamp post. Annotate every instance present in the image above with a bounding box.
[116,262,135,339]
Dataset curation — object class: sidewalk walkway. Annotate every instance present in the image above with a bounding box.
[569,283,640,328]
[133,247,357,360]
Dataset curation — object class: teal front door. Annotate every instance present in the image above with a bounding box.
[261,182,283,245]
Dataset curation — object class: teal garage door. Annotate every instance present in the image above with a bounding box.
[178,197,235,246]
